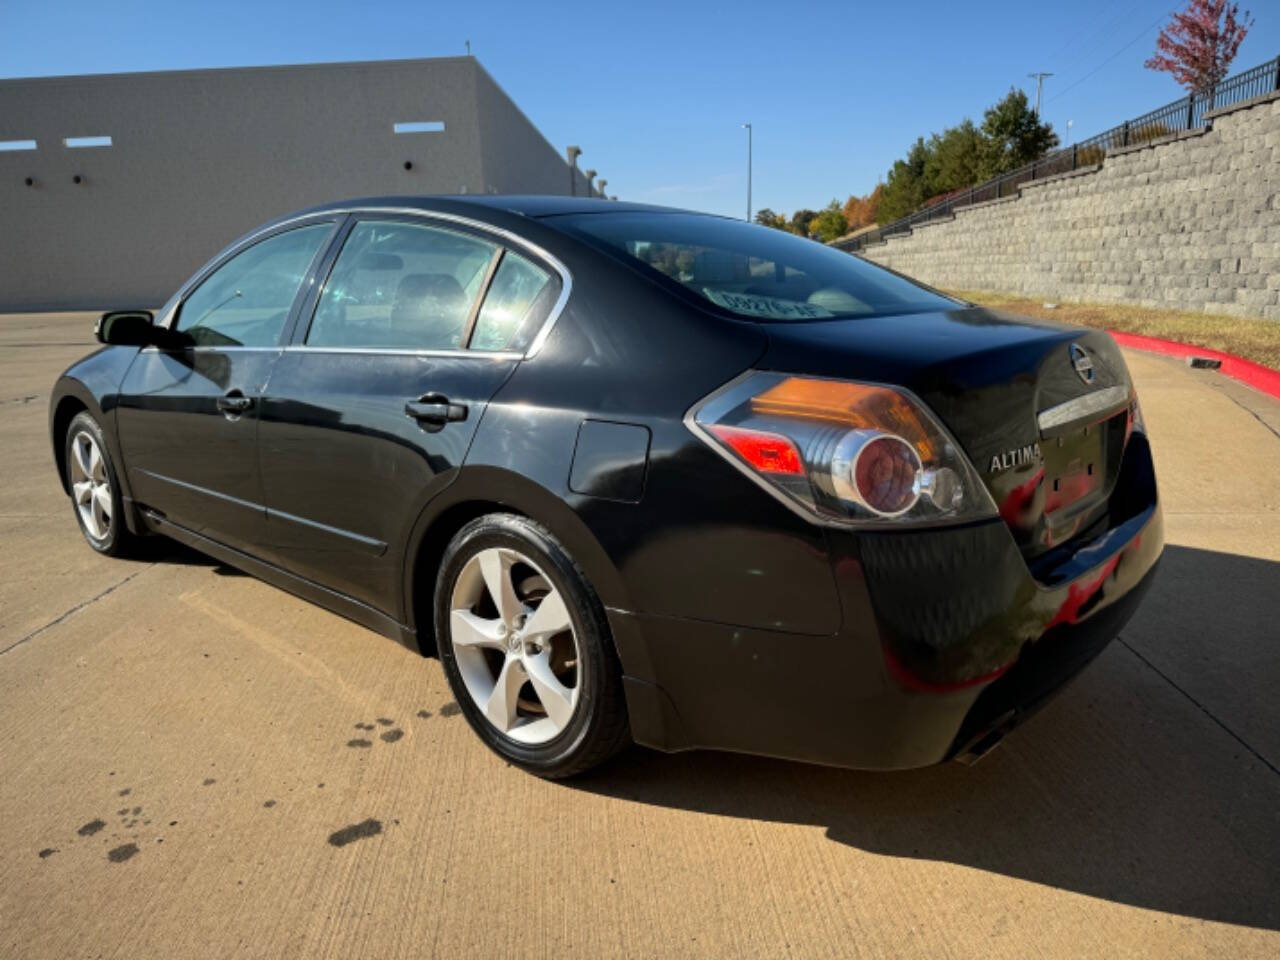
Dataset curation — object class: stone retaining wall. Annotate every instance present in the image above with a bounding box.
[859,92,1280,322]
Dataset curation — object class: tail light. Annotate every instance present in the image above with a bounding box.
[687,372,996,527]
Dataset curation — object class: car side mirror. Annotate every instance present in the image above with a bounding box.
[95,311,160,346]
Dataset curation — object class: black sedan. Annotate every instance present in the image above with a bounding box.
[50,196,1163,777]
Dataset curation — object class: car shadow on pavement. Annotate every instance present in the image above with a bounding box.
[140,537,245,576]
[572,545,1280,931]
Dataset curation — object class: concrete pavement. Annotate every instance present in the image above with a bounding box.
[2,315,1278,958]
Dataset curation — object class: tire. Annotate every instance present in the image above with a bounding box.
[64,411,139,557]
[434,513,629,778]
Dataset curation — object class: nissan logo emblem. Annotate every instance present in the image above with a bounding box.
[1069,343,1095,384]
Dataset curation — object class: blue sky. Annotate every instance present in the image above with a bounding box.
[3,0,1277,218]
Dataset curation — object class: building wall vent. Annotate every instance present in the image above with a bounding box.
[393,121,445,134]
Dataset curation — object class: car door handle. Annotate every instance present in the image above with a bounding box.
[217,392,254,414]
[404,396,468,424]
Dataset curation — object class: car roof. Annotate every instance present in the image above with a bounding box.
[302,194,705,220]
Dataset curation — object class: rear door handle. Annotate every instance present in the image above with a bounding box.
[404,395,468,425]
[217,391,254,415]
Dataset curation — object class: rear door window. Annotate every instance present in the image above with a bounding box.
[470,251,554,351]
[307,220,498,350]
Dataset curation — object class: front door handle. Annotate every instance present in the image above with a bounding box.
[217,391,254,417]
[405,395,468,425]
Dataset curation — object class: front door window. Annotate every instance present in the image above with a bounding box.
[176,224,333,347]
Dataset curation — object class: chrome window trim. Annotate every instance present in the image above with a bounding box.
[139,343,523,361]
[1037,385,1131,436]
[165,205,572,360]
[140,344,524,361]
[280,345,523,360]
[139,344,283,353]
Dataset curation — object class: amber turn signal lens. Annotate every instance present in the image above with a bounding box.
[750,377,939,461]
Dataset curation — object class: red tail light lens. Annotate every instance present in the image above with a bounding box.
[689,372,996,527]
[708,424,805,475]
[852,434,920,515]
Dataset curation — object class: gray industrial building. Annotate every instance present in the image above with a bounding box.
[0,57,602,310]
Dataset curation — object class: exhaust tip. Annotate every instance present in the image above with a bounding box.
[954,709,1016,766]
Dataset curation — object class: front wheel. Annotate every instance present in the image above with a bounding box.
[434,514,629,778]
[64,411,139,557]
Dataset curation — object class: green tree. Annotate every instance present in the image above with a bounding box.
[753,208,788,230]
[924,119,986,195]
[979,88,1059,178]
[878,138,931,223]
[808,200,849,243]
[789,208,819,237]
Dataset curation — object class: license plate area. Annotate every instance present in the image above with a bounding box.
[1041,413,1126,543]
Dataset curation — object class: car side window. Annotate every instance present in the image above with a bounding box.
[176,224,332,347]
[308,220,497,350]
[470,251,554,352]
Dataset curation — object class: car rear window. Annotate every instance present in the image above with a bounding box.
[546,211,958,321]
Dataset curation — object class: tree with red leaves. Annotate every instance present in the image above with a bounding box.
[1145,0,1254,94]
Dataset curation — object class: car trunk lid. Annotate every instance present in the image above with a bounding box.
[759,306,1135,561]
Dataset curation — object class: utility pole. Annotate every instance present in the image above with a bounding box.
[1028,72,1052,115]
[741,122,752,222]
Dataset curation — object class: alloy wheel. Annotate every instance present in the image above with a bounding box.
[69,431,112,540]
[449,546,581,745]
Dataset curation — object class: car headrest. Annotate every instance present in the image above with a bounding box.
[395,273,465,305]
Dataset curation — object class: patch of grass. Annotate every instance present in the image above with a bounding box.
[951,290,1280,370]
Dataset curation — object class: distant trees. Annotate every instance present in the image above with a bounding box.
[789,208,819,238]
[754,205,830,239]
[755,200,858,242]
[753,208,788,230]
[842,184,882,230]
[755,85,1059,237]
[1146,0,1253,94]
[808,201,849,243]
[877,88,1058,224]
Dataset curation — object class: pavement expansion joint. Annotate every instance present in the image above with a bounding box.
[1118,637,1280,779]
[0,566,152,657]
[1221,393,1280,442]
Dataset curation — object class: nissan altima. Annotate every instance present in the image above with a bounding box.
[50,196,1163,777]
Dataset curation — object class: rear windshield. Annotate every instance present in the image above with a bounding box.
[546,211,958,321]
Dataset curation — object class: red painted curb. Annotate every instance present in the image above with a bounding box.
[1108,330,1280,401]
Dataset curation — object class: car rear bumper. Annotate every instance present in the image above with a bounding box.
[613,494,1163,771]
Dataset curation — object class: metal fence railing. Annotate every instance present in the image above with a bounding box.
[835,54,1280,252]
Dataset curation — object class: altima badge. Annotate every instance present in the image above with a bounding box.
[989,442,1042,473]
[1069,343,1095,384]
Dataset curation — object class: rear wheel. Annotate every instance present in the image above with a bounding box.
[435,514,629,778]
[64,411,138,557]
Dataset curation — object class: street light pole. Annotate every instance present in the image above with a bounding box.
[741,123,753,221]
[585,169,597,198]
[566,146,582,196]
